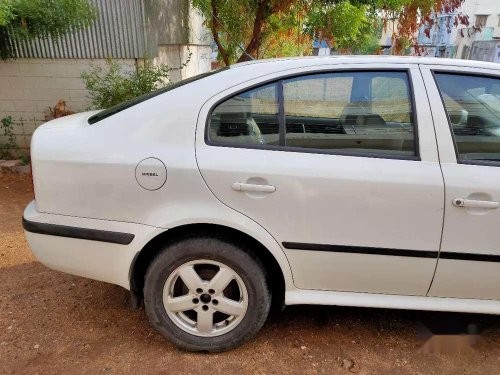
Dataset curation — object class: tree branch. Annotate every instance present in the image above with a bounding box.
[237,0,270,62]
[211,0,230,66]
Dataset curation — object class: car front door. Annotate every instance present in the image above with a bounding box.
[196,64,444,296]
[422,65,500,300]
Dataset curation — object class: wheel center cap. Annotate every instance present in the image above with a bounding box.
[200,293,211,303]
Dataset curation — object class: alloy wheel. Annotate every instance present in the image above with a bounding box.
[162,259,249,337]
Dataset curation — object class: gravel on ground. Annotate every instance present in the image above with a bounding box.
[1,172,500,374]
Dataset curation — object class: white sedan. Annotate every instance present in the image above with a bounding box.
[23,56,500,351]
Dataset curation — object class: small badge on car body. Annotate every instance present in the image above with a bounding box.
[135,158,167,191]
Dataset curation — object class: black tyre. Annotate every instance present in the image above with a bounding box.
[144,236,271,352]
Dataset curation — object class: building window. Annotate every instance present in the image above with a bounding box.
[461,45,470,60]
[475,15,489,27]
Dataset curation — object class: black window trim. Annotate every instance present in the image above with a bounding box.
[204,68,421,161]
[432,69,500,168]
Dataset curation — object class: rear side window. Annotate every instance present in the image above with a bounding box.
[208,70,417,159]
[209,83,280,146]
[434,73,500,164]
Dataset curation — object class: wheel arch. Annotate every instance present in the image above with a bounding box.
[129,223,289,308]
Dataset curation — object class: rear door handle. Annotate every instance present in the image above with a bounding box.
[232,182,276,193]
[453,198,500,209]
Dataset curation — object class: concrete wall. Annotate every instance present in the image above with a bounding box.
[0,58,136,151]
[0,52,211,152]
[155,45,211,82]
[475,0,500,18]
[152,3,212,81]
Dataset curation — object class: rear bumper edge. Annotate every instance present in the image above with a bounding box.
[22,217,135,245]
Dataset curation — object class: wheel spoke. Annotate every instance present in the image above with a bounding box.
[165,295,196,312]
[215,297,245,317]
[178,265,203,292]
[208,266,234,293]
[197,310,214,333]
[163,259,248,337]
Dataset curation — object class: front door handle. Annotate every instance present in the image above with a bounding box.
[453,198,500,209]
[232,182,276,193]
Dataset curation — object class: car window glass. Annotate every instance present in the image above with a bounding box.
[283,71,416,156]
[283,75,353,120]
[371,76,412,124]
[209,83,279,146]
[434,73,500,163]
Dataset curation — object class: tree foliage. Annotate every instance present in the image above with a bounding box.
[257,3,313,59]
[305,1,374,51]
[192,0,294,65]
[0,0,97,59]
[192,0,468,65]
[391,0,469,53]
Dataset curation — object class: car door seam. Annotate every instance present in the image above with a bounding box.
[192,103,295,282]
[419,64,447,297]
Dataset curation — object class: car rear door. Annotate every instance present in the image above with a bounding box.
[196,63,444,296]
[421,64,500,300]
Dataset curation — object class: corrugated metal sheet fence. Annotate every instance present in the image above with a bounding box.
[8,0,146,59]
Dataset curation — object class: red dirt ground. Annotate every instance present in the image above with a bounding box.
[1,172,500,374]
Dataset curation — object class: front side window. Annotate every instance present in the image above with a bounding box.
[434,73,500,164]
[208,70,417,158]
[283,71,415,156]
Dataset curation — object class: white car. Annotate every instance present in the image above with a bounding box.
[23,56,500,352]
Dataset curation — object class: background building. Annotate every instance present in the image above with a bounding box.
[417,0,500,62]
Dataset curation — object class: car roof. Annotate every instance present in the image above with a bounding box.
[230,55,500,71]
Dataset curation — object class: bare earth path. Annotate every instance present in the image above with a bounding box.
[1,172,500,374]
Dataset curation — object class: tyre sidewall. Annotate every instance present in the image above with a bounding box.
[144,237,271,352]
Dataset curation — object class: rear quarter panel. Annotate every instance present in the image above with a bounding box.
[30,66,296,290]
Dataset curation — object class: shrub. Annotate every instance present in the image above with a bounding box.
[0,116,19,159]
[81,58,190,109]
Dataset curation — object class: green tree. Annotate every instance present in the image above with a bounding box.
[192,0,302,65]
[305,0,375,52]
[0,0,97,59]
[192,0,396,65]
[192,0,468,65]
